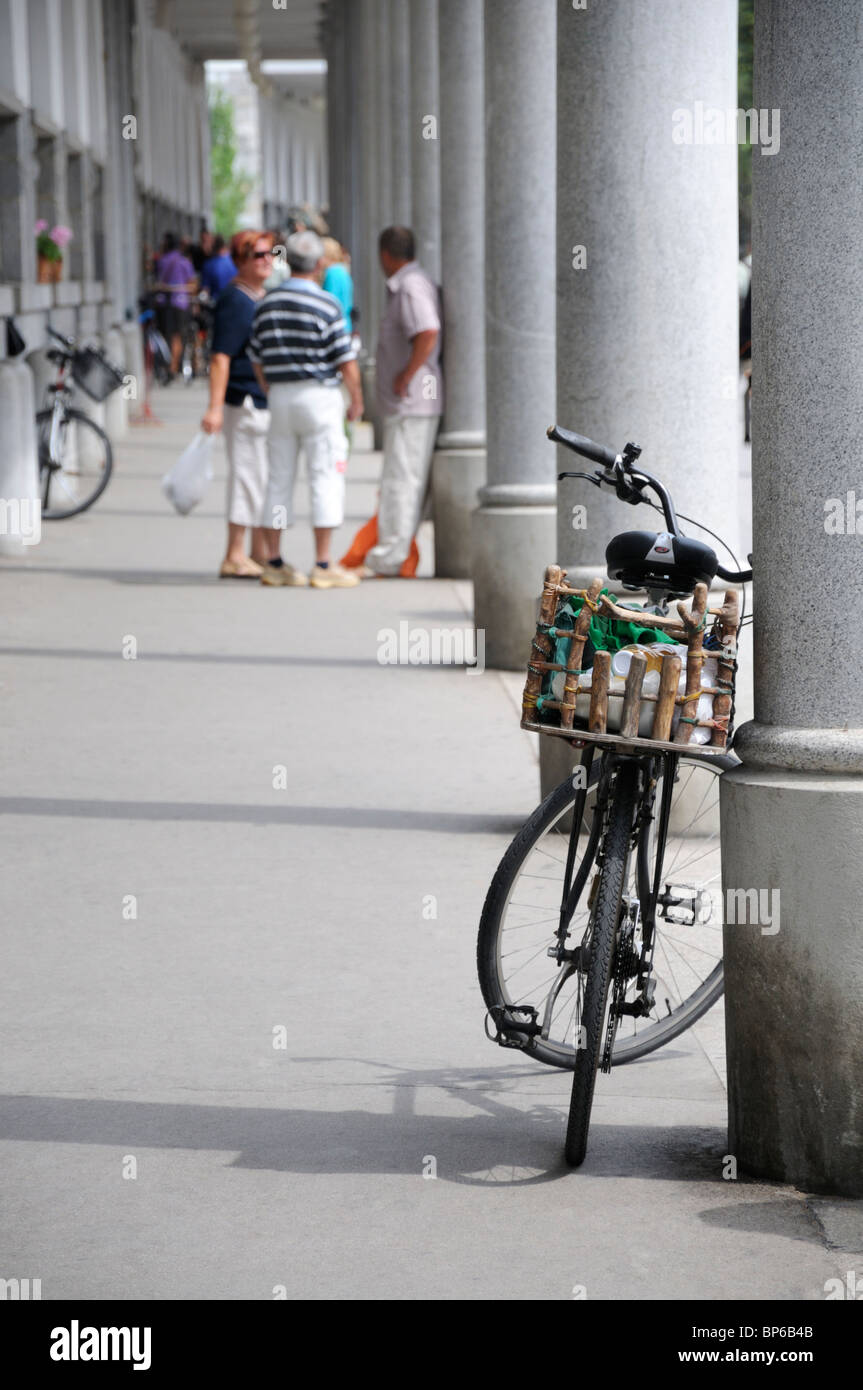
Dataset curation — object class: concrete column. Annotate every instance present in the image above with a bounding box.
[0,114,37,284]
[306,105,321,209]
[389,0,412,225]
[430,0,483,577]
[376,0,393,228]
[325,2,346,240]
[554,0,739,585]
[409,0,440,282]
[0,359,40,557]
[102,0,140,322]
[721,0,863,1196]
[541,0,739,793]
[358,0,382,436]
[472,0,556,667]
[28,0,64,128]
[340,0,360,267]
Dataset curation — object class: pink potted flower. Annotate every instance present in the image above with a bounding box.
[36,222,73,283]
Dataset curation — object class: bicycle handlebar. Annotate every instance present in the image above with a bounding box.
[47,324,75,350]
[546,424,619,469]
[549,422,753,585]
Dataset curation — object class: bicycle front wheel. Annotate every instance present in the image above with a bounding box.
[565,760,640,1167]
[478,751,731,1069]
[37,407,113,519]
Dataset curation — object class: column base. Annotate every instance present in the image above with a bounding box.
[431,446,486,578]
[103,327,129,442]
[0,359,39,555]
[472,504,556,671]
[721,763,863,1195]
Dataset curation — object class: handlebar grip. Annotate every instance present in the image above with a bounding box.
[547,424,619,469]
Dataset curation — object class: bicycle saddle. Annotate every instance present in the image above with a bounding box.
[606,530,718,597]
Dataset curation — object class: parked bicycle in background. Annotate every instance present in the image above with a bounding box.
[36,325,124,519]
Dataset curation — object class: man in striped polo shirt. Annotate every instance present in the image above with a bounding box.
[249,230,364,589]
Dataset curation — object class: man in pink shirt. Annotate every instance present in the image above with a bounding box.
[362,226,443,576]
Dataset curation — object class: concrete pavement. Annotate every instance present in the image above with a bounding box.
[0,382,859,1300]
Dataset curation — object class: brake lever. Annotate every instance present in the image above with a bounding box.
[557,470,604,488]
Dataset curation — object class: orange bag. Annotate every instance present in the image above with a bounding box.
[339,515,419,577]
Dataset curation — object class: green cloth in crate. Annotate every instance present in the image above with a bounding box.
[542,588,676,709]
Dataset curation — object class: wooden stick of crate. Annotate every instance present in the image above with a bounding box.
[620,650,647,738]
[560,576,604,730]
[653,651,682,741]
[522,564,565,720]
[709,588,740,748]
[673,582,708,745]
[588,650,611,732]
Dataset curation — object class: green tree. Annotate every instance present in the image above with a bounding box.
[209,89,253,238]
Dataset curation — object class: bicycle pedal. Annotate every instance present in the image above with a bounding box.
[485,1004,542,1050]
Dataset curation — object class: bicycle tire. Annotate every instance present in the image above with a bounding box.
[477,762,602,1067]
[478,752,731,1069]
[37,407,113,519]
[564,760,640,1167]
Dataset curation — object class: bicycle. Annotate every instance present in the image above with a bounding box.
[477,425,752,1167]
[36,326,123,519]
[183,294,214,383]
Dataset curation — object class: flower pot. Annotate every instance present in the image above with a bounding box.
[37,254,62,284]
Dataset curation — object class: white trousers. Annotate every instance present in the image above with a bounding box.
[264,380,347,530]
[222,397,270,527]
[367,414,440,574]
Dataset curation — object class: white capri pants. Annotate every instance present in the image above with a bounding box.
[264,380,348,530]
[222,396,270,527]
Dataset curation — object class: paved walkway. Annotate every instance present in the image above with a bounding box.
[0,384,855,1300]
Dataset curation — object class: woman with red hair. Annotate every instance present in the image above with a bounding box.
[202,230,275,577]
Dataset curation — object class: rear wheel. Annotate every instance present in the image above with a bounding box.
[564,761,640,1167]
[37,407,113,519]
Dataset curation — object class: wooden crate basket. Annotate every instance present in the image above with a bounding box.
[521,567,740,755]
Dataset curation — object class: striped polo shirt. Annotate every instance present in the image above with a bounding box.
[247,276,355,385]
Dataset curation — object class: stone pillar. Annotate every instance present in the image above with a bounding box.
[389,0,412,225]
[409,0,441,282]
[0,358,40,557]
[472,0,556,666]
[721,0,863,1196]
[541,0,740,793]
[555,0,739,588]
[376,1,393,230]
[358,0,383,441]
[430,0,484,577]
[340,0,361,269]
[325,1,346,241]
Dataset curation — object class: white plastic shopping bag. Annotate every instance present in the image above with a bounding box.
[162,431,213,515]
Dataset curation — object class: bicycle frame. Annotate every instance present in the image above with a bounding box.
[552,747,680,1015]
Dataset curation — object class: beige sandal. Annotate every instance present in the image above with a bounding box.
[219,557,264,579]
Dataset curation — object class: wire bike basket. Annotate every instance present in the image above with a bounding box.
[71,346,125,403]
[521,568,740,756]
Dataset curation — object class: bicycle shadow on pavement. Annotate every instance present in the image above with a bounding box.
[0,1063,731,1191]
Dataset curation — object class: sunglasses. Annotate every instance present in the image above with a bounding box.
[252,249,274,259]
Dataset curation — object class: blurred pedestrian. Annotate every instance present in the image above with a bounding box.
[321,238,354,330]
[248,230,365,589]
[153,231,197,377]
[201,236,238,300]
[263,229,291,291]
[201,230,275,579]
[359,226,442,577]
